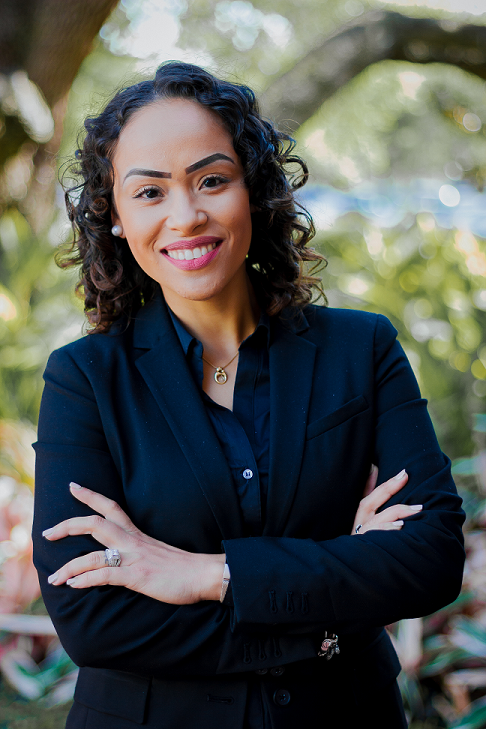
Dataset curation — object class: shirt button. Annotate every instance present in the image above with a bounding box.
[270,666,285,677]
[243,469,253,480]
[273,688,291,706]
[254,668,268,675]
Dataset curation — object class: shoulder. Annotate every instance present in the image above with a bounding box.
[45,324,131,384]
[302,305,398,346]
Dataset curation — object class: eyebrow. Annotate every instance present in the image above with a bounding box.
[123,154,235,184]
[185,153,235,174]
[123,169,171,183]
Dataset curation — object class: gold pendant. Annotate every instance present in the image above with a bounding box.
[214,367,228,384]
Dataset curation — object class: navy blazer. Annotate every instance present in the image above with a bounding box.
[32,294,465,728]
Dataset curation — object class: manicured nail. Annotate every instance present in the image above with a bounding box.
[392,520,404,526]
[67,578,77,586]
[42,527,54,537]
[410,504,423,511]
[47,573,59,584]
[69,482,82,490]
[394,469,406,480]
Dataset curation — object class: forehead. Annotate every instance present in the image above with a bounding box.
[112,98,235,173]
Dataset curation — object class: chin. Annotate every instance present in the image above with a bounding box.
[162,281,225,303]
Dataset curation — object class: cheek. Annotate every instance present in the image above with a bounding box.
[124,235,156,273]
[226,195,252,235]
[125,243,147,275]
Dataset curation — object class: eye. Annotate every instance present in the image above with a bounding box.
[201,175,228,189]
[134,185,162,200]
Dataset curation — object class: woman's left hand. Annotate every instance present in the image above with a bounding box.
[351,467,422,535]
[43,483,225,604]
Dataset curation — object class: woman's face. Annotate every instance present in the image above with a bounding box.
[111,98,253,305]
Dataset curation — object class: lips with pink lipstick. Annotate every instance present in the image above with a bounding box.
[162,236,222,270]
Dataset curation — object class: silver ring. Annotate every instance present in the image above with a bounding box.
[105,548,121,567]
[355,524,363,534]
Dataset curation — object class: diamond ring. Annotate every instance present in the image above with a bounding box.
[104,548,121,567]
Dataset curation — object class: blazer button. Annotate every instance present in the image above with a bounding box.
[273,689,291,706]
[255,669,268,675]
[270,666,285,677]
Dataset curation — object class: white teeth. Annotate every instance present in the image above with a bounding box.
[167,242,218,260]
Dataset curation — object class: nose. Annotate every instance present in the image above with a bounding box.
[165,190,207,234]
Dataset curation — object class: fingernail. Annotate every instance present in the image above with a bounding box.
[370,464,377,474]
[42,527,54,537]
[392,520,404,526]
[410,504,423,511]
[67,578,77,586]
[47,572,59,584]
[69,482,82,490]
[394,469,406,480]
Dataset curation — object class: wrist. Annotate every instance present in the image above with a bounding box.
[220,562,231,603]
[199,553,226,601]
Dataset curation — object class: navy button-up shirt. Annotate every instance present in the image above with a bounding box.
[168,307,271,538]
[168,307,283,728]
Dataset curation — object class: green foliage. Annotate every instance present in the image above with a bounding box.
[298,61,486,188]
[0,209,83,423]
[3,1,486,725]
[385,412,486,728]
[313,212,486,458]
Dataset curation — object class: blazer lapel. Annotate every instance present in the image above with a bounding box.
[265,312,317,536]
[132,295,245,541]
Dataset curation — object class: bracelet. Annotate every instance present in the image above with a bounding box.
[219,562,231,603]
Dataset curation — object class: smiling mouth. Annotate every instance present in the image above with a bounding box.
[164,240,219,261]
[161,238,223,270]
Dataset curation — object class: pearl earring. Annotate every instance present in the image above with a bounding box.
[111,225,123,237]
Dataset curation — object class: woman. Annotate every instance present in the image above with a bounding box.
[33,62,465,728]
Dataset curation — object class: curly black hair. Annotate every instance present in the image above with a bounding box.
[60,61,326,332]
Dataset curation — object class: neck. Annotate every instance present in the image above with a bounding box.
[162,273,260,361]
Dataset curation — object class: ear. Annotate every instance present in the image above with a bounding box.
[111,212,126,239]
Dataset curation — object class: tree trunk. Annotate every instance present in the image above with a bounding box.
[0,0,119,228]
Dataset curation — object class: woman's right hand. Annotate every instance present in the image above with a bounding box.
[351,467,422,535]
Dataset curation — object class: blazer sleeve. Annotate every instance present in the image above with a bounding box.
[32,347,322,678]
[223,314,466,633]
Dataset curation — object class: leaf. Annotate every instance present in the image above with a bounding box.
[0,614,56,636]
[420,648,469,677]
[451,696,486,729]
[452,457,483,477]
[473,414,486,433]
[450,617,486,658]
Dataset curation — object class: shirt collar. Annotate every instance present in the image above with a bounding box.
[168,306,272,357]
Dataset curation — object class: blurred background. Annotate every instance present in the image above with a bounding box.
[1,0,486,726]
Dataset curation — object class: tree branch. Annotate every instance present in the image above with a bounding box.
[261,10,486,128]
[25,0,119,107]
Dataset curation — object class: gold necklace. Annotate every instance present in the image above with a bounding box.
[202,350,239,385]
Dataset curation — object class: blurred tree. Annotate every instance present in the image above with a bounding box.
[261,10,486,129]
[0,4,483,724]
[0,0,119,423]
[314,210,486,458]
[0,0,119,229]
[2,0,486,447]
